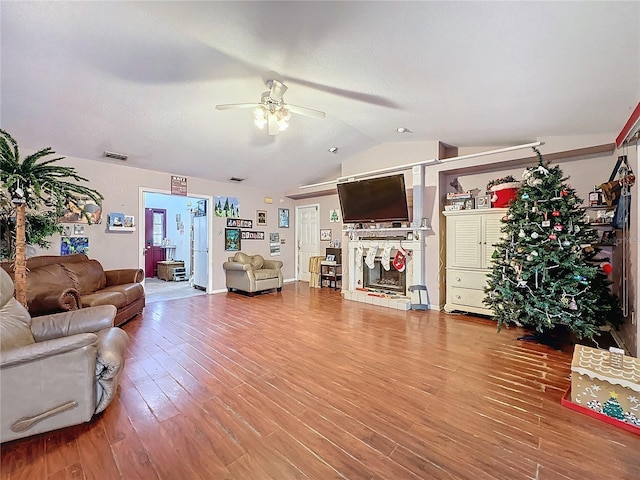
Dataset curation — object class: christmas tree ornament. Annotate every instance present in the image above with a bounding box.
[531,232,539,239]
[560,189,568,197]
[562,240,571,247]
[569,299,578,310]
[561,294,570,306]
[552,210,560,217]
[574,225,580,233]
[531,251,538,257]
[518,229,526,238]
[526,255,533,261]
[554,224,563,231]
[508,213,514,220]
[601,262,613,275]
[522,193,529,200]
[549,233,557,240]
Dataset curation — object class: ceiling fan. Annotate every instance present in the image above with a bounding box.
[216,79,326,135]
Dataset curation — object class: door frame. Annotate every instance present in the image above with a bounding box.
[138,187,213,293]
[294,203,320,281]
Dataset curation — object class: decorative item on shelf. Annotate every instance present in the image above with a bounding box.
[589,186,603,206]
[108,213,124,227]
[487,175,520,208]
[475,194,491,209]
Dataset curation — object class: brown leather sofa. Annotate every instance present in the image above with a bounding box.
[0,254,145,326]
[0,268,129,443]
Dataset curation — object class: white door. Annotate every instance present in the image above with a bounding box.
[296,205,320,282]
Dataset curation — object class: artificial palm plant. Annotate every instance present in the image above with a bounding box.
[0,129,103,307]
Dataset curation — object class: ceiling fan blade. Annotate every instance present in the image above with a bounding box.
[287,104,326,119]
[268,114,279,136]
[215,103,260,110]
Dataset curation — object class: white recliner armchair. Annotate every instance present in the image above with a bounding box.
[0,268,129,443]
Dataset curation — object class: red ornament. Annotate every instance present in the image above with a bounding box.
[560,189,568,197]
[549,234,557,240]
[601,262,613,275]
[552,210,561,217]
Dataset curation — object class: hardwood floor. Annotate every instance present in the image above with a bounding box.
[2,283,639,479]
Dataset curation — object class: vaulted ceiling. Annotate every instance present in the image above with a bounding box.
[2,1,638,191]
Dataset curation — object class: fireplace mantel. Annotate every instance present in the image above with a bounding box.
[344,235,424,310]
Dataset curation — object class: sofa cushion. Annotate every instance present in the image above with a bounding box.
[61,260,106,295]
[250,255,264,270]
[233,252,251,265]
[100,283,144,304]
[80,291,127,309]
[26,264,75,302]
[253,268,278,280]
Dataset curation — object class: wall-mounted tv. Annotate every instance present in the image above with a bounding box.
[337,174,409,223]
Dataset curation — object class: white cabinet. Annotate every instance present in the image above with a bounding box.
[443,209,507,316]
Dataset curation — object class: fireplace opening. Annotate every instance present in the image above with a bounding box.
[363,257,406,294]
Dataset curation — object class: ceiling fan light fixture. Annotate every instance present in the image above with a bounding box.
[396,127,412,133]
[328,147,338,153]
[254,106,267,129]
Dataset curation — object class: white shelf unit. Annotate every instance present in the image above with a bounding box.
[443,208,507,316]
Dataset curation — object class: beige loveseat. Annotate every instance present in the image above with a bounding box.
[0,268,128,443]
[0,254,145,326]
[223,252,283,295]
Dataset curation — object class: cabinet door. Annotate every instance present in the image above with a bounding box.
[482,214,504,269]
[447,215,482,268]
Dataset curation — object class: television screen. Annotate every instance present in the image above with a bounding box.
[337,174,409,223]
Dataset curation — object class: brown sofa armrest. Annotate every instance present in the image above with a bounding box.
[105,268,144,286]
[29,288,80,317]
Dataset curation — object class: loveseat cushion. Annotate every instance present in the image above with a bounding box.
[80,291,127,309]
[61,260,107,295]
[253,268,278,280]
[250,255,264,269]
[100,283,144,304]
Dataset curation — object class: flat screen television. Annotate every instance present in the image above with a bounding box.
[337,174,409,223]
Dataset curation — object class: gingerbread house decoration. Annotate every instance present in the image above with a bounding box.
[571,345,640,428]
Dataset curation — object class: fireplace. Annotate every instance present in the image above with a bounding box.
[363,257,406,294]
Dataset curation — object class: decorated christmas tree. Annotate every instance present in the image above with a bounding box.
[484,148,621,340]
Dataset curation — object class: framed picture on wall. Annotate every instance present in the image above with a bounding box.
[278,208,289,228]
[256,210,267,226]
[224,228,241,251]
[320,229,332,241]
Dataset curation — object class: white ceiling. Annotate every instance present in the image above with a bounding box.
[2,2,638,192]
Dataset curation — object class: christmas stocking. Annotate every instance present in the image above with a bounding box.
[365,243,378,269]
[381,243,392,271]
[355,242,364,269]
[393,247,408,272]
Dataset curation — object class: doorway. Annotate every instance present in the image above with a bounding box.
[140,190,212,299]
[144,208,167,278]
[295,204,320,282]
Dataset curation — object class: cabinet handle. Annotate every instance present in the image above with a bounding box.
[456,295,461,299]
[456,277,461,282]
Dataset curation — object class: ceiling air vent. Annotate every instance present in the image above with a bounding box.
[103,151,128,161]
[229,177,245,182]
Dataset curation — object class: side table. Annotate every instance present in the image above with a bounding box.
[320,262,342,290]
